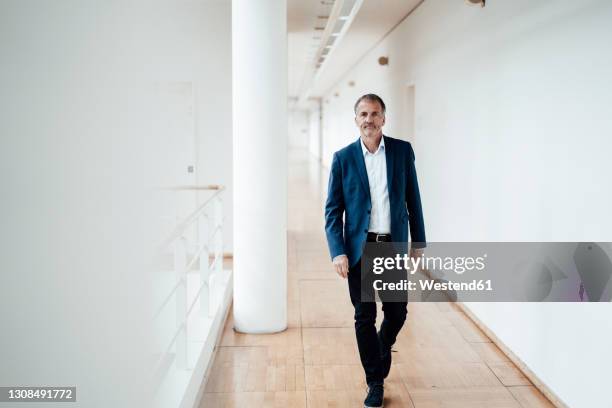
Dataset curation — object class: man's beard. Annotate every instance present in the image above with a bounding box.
[362,126,380,136]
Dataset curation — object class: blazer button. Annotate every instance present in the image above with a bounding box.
[364,229,368,233]
[367,209,371,214]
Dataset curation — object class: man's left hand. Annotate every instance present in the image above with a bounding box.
[409,247,424,260]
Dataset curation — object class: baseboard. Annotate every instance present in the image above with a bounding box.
[188,272,233,408]
[456,303,570,408]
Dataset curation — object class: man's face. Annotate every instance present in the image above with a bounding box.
[355,99,385,139]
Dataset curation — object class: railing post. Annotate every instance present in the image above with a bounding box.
[174,236,187,369]
[209,196,223,317]
[214,196,223,276]
[198,214,210,316]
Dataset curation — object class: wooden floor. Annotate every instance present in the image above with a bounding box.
[200,150,555,408]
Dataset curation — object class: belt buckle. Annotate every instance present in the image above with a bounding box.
[375,233,384,242]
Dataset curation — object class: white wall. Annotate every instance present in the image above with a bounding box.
[289,109,310,149]
[194,3,233,253]
[146,1,233,252]
[308,102,322,159]
[321,0,612,407]
[0,2,233,406]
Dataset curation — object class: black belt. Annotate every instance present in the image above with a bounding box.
[366,232,392,242]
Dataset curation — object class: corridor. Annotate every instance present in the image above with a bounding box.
[200,149,554,408]
[4,2,612,407]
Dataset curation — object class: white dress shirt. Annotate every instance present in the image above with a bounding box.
[361,137,391,234]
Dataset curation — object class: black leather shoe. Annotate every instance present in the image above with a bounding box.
[378,331,392,379]
[364,383,384,408]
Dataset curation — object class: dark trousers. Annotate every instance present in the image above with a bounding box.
[348,253,408,385]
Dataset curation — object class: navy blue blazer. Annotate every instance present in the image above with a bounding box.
[324,135,426,268]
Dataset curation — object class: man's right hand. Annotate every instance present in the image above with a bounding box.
[332,255,349,279]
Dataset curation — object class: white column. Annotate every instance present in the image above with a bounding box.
[232,0,287,333]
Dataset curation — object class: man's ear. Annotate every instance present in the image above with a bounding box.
[382,115,386,126]
[354,116,358,126]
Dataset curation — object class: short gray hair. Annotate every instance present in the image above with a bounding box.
[354,94,386,115]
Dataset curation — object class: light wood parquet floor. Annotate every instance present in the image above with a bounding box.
[200,149,555,408]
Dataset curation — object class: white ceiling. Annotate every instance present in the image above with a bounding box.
[288,0,424,103]
[287,0,336,99]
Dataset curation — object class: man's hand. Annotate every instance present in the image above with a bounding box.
[332,255,349,279]
[410,247,424,269]
[410,247,424,259]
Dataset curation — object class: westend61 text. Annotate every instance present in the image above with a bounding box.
[373,279,493,292]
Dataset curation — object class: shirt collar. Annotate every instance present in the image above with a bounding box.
[360,136,385,156]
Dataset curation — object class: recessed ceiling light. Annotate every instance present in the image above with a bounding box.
[465,0,485,7]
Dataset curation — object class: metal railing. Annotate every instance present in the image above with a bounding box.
[153,185,225,376]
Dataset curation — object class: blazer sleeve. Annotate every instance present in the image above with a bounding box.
[406,143,426,248]
[324,152,346,259]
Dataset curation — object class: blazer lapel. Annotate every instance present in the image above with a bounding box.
[384,136,394,197]
[352,138,371,199]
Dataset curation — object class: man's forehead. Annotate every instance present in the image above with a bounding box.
[356,100,383,113]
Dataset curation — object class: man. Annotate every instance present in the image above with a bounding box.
[324,94,426,408]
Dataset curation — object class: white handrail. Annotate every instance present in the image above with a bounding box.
[157,186,225,252]
[158,184,223,191]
